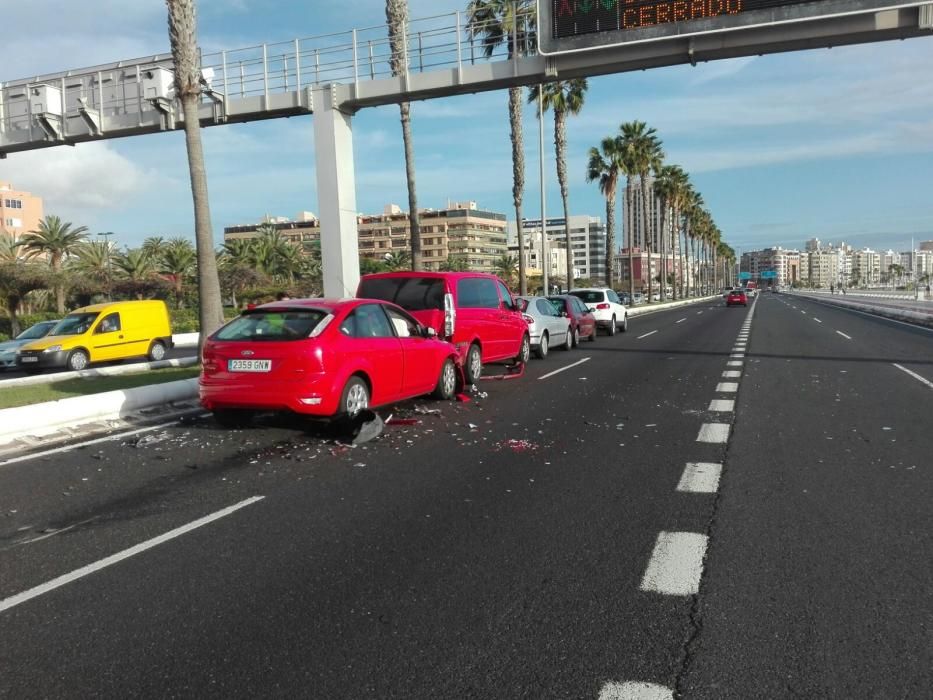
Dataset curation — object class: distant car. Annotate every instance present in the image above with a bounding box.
[722,286,735,298]
[516,296,572,358]
[619,292,633,306]
[547,294,597,346]
[632,292,646,305]
[569,288,629,335]
[744,287,757,298]
[199,299,462,426]
[726,289,748,307]
[0,320,60,370]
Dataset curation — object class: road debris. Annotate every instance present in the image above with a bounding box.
[495,438,538,453]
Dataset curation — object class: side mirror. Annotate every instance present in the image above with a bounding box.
[501,300,515,312]
[561,311,568,317]
[421,326,437,338]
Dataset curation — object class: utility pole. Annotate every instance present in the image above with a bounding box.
[538,87,548,296]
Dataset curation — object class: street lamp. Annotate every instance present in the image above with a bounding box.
[98,231,115,300]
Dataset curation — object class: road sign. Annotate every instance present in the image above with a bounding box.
[739,272,752,280]
[761,270,778,279]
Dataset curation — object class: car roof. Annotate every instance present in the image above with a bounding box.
[249,298,374,313]
[360,271,501,281]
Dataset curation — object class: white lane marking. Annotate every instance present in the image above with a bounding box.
[696,311,704,315]
[0,417,202,468]
[727,361,743,367]
[677,462,723,493]
[807,301,933,333]
[836,330,853,340]
[598,681,674,700]
[637,330,658,339]
[537,357,591,380]
[708,399,734,411]
[640,531,709,596]
[675,318,686,324]
[893,363,933,390]
[801,310,807,314]
[813,318,823,323]
[729,354,744,359]
[0,496,265,614]
[18,517,97,546]
[697,423,731,443]
[716,382,739,393]
[722,370,742,378]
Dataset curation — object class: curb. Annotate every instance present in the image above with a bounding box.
[790,292,933,329]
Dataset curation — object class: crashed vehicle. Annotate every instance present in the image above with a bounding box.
[199,298,462,427]
[357,271,530,385]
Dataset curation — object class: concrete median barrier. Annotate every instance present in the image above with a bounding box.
[790,292,933,329]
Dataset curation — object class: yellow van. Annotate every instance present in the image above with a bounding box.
[17,300,173,372]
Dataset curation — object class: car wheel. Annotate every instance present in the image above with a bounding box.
[433,358,457,400]
[620,314,628,332]
[588,325,597,342]
[570,325,579,348]
[515,333,531,365]
[148,340,166,362]
[67,349,89,372]
[535,332,549,359]
[465,343,483,384]
[213,409,254,428]
[340,376,370,417]
[608,316,617,336]
[563,327,574,350]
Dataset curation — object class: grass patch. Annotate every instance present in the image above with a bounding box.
[0,367,200,410]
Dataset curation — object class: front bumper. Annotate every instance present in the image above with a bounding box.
[16,350,68,369]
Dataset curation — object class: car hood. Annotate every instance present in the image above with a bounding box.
[0,338,30,353]
[16,334,73,352]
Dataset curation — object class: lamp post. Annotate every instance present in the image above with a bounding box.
[98,231,115,300]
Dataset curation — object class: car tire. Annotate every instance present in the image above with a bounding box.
[570,325,579,348]
[465,343,483,385]
[213,409,254,428]
[148,340,166,362]
[620,314,628,332]
[433,358,457,400]
[588,326,597,342]
[515,333,531,365]
[340,376,370,417]
[563,327,574,350]
[608,316,617,336]
[535,332,549,359]
[67,349,89,372]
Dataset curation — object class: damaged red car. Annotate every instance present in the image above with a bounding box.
[200,299,462,427]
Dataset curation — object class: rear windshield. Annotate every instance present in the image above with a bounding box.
[569,291,604,304]
[51,313,99,336]
[215,309,328,341]
[358,277,445,312]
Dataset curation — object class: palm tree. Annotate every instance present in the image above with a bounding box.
[440,254,469,272]
[652,164,685,300]
[619,121,664,303]
[142,236,167,259]
[159,238,197,307]
[529,79,587,291]
[385,0,422,271]
[165,0,225,342]
[383,250,412,271]
[0,236,24,262]
[0,262,50,336]
[586,136,623,287]
[493,254,519,286]
[681,188,704,297]
[20,214,89,313]
[467,0,534,294]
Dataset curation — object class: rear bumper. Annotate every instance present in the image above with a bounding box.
[199,373,340,416]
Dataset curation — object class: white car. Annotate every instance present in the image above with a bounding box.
[569,288,628,335]
[516,296,572,358]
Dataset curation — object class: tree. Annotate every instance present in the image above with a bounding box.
[386,0,422,271]
[0,263,50,336]
[20,215,89,313]
[586,136,624,287]
[467,0,534,293]
[383,250,412,271]
[159,238,197,307]
[439,254,469,272]
[529,79,588,291]
[653,164,688,300]
[493,254,519,287]
[166,0,225,344]
[0,236,24,263]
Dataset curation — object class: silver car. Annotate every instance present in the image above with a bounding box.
[516,296,572,359]
[0,320,60,369]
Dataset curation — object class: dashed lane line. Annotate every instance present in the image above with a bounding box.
[813,318,823,323]
[677,462,723,493]
[708,399,735,411]
[537,357,591,381]
[675,318,686,324]
[726,361,743,367]
[893,363,933,390]
[716,382,739,392]
[722,371,742,378]
[836,330,853,340]
[697,423,731,443]
[598,681,674,700]
[637,330,659,339]
[640,531,709,596]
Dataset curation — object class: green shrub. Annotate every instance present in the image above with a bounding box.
[0,312,62,338]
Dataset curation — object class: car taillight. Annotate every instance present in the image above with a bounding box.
[444,292,456,338]
[522,314,535,325]
[596,303,610,309]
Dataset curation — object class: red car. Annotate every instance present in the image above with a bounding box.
[547,294,597,346]
[726,289,748,307]
[357,271,530,384]
[199,299,461,426]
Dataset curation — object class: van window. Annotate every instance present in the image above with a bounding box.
[96,313,121,333]
[51,313,99,336]
[458,277,500,309]
[358,277,445,312]
[496,280,515,310]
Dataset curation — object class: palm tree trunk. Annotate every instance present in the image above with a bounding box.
[399,101,422,271]
[627,182,635,298]
[52,256,65,314]
[605,191,616,287]
[509,87,526,295]
[553,108,573,291]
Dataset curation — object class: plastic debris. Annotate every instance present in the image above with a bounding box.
[456,393,472,403]
[386,417,420,426]
[413,405,442,415]
[495,438,538,453]
[480,361,526,382]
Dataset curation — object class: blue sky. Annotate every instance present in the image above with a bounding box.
[2,0,932,259]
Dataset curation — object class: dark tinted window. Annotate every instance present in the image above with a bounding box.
[342,304,394,338]
[458,277,500,309]
[496,280,515,309]
[216,309,328,341]
[358,276,445,311]
[569,290,605,304]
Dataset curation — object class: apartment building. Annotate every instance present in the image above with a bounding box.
[508,215,608,284]
[0,182,44,244]
[740,247,802,287]
[624,175,664,254]
[506,228,569,283]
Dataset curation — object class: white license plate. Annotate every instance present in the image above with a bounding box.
[20,356,38,363]
[228,359,271,372]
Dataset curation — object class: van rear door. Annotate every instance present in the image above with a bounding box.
[357,276,447,335]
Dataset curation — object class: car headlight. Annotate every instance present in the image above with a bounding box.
[43,345,62,353]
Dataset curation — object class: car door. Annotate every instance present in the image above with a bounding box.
[339,304,404,405]
[607,289,625,318]
[384,304,439,397]
[495,279,525,358]
[574,297,596,337]
[90,312,124,362]
[536,298,567,345]
[457,276,505,361]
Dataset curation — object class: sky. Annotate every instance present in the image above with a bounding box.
[2,0,932,259]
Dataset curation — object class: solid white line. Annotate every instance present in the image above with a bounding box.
[0,418,202,468]
[637,330,658,339]
[676,318,686,324]
[708,399,734,411]
[598,681,674,700]
[813,318,823,323]
[697,423,731,443]
[836,330,853,340]
[537,357,591,380]
[0,496,265,614]
[716,382,739,393]
[893,363,933,390]
[640,531,709,596]
[677,462,723,493]
[722,370,742,378]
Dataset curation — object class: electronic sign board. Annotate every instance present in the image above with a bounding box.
[538,0,925,53]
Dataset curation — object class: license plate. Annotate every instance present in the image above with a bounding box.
[20,356,38,363]
[228,359,271,372]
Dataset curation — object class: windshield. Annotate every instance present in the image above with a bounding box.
[214,309,328,341]
[569,291,604,304]
[358,277,445,311]
[50,313,99,336]
[16,321,58,340]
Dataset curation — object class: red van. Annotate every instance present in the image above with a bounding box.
[357,271,530,384]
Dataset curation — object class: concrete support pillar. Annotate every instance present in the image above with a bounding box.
[313,88,359,298]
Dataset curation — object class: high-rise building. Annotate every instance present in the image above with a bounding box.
[740,247,802,287]
[0,182,44,244]
[508,215,607,285]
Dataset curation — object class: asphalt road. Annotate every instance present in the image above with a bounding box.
[0,294,929,699]
[0,345,196,382]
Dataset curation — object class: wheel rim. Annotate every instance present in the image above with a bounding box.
[71,352,88,371]
[541,335,548,355]
[469,348,482,379]
[346,383,368,415]
[522,337,530,362]
[441,362,456,396]
[151,344,165,360]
